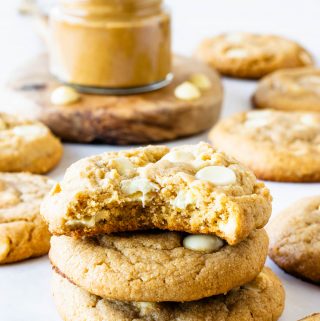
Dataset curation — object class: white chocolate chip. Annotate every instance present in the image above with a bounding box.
[226,48,248,58]
[111,158,135,176]
[13,125,48,138]
[244,118,270,128]
[66,216,96,228]
[174,82,201,101]
[183,234,224,252]
[300,114,318,126]
[171,190,196,209]
[121,178,159,205]
[189,73,211,90]
[162,151,195,163]
[299,51,313,65]
[0,236,10,261]
[195,166,236,186]
[51,86,80,106]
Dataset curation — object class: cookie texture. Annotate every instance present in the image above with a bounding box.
[41,142,271,245]
[253,68,320,112]
[52,267,285,321]
[195,32,313,79]
[209,110,320,182]
[268,196,320,284]
[299,314,320,321]
[50,229,268,302]
[0,112,62,173]
[0,172,54,264]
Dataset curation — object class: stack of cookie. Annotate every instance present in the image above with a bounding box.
[41,142,285,320]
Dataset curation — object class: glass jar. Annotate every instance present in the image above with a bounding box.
[49,0,172,94]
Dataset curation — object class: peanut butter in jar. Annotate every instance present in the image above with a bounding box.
[49,0,172,94]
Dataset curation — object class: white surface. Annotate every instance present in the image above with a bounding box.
[0,1,320,320]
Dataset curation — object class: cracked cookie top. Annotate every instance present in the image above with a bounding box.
[50,229,268,302]
[0,172,54,264]
[41,142,271,245]
[253,68,320,112]
[195,32,313,79]
[0,112,62,174]
[209,110,320,182]
[268,195,320,284]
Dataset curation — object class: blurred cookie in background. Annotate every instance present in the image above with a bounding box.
[253,68,320,112]
[0,112,62,174]
[267,196,320,284]
[298,313,320,321]
[209,110,320,182]
[195,32,313,79]
[0,172,54,264]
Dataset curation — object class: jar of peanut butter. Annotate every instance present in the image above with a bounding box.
[49,0,172,94]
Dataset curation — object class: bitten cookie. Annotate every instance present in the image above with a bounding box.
[52,267,285,321]
[194,32,313,79]
[209,110,320,182]
[268,196,320,284]
[0,112,62,174]
[41,142,272,245]
[0,172,54,264]
[50,229,268,302]
[299,314,320,321]
[253,68,320,112]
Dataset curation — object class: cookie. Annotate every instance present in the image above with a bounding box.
[0,112,62,173]
[209,110,320,182]
[41,142,272,245]
[194,32,313,79]
[299,314,320,321]
[0,172,54,264]
[52,267,285,321]
[268,196,320,284]
[50,229,268,302]
[253,68,320,112]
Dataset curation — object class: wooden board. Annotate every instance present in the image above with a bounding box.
[5,54,223,144]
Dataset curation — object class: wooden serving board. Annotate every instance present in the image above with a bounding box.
[5,54,223,144]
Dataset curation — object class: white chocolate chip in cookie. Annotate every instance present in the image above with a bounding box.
[13,125,48,138]
[162,151,195,163]
[226,48,248,58]
[171,190,196,209]
[183,234,224,252]
[174,82,201,101]
[244,118,270,128]
[300,114,318,126]
[196,166,236,186]
[111,158,135,176]
[0,236,10,261]
[121,178,159,204]
[51,86,80,106]
[189,73,211,90]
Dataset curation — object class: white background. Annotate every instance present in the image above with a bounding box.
[0,1,319,320]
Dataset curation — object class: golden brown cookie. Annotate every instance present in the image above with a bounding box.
[41,142,271,245]
[50,229,268,302]
[0,112,62,174]
[209,110,320,182]
[52,267,285,321]
[0,172,54,264]
[253,68,320,112]
[299,314,320,321]
[268,196,320,284]
[195,32,313,79]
